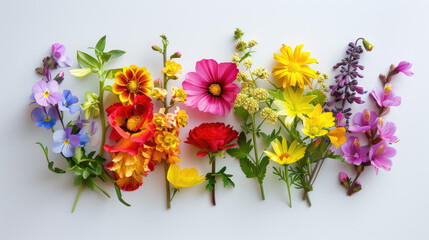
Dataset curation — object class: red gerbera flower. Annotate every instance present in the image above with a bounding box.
[185,122,239,157]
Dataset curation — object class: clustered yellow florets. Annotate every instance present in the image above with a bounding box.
[234,90,259,114]
[260,107,278,125]
[242,58,253,69]
[236,71,255,88]
[252,88,269,102]
[252,66,270,81]
[248,39,258,48]
[232,53,240,65]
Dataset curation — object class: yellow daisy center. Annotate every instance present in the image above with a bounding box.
[64,139,69,145]
[127,80,139,93]
[289,62,301,72]
[126,115,143,132]
[208,83,222,96]
[310,126,320,136]
[279,153,291,161]
[43,91,50,97]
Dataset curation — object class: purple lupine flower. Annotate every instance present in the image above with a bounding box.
[396,61,413,76]
[341,136,369,165]
[52,127,80,157]
[348,109,378,133]
[31,107,58,129]
[370,84,401,108]
[51,43,71,68]
[369,140,396,174]
[335,112,347,127]
[326,38,369,127]
[58,90,80,114]
[32,80,62,106]
[377,118,398,143]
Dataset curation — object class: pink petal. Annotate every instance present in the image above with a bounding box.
[218,62,239,84]
[47,80,59,92]
[195,59,218,83]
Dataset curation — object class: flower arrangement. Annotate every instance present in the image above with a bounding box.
[30,30,411,211]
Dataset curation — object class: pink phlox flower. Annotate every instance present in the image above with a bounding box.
[396,61,413,76]
[377,118,398,143]
[341,136,369,165]
[348,109,378,133]
[369,84,401,108]
[369,140,396,174]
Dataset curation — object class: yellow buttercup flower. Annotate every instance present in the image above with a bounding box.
[167,164,205,189]
[302,104,335,138]
[327,127,346,148]
[176,109,188,127]
[171,86,187,103]
[274,86,316,126]
[264,138,306,165]
[162,60,182,79]
[272,44,318,89]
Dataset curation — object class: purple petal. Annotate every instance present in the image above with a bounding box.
[51,141,64,154]
[31,107,47,127]
[53,129,66,142]
[61,144,75,157]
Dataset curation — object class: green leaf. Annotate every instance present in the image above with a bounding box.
[82,169,90,179]
[258,156,269,183]
[36,142,66,174]
[239,158,257,178]
[261,128,281,149]
[86,178,94,191]
[114,183,131,207]
[100,53,111,63]
[234,107,249,122]
[72,147,83,164]
[305,89,327,107]
[108,50,126,59]
[73,169,83,186]
[268,89,285,101]
[226,148,247,159]
[95,35,106,52]
[77,51,100,69]
[105,68,123,80]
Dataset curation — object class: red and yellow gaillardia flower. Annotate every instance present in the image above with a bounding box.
[112,65,152,105]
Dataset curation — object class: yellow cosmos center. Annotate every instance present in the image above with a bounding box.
[310,126,320,136]
[126,115,143,132]
[208,84,222,96]
[127,80,139,93]
[64,139,69,145]
[289,62,301,72]
[279,153,291,161]
[44,117,50,122]
[43,91,50,97]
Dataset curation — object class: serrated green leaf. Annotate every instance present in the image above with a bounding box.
[305,89,327,107]
[77,51,100,69]
[72,147,83,164]
[239,158,257,178]
[95,35,106,52]
[258,156,269,183]
[108,50,126,58]
[86,178,94,191]
[226,148,247,159]
[234,107,249,122]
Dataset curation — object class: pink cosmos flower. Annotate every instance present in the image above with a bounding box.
[348,109,378,133]
[183,59,239,116]
[369,140,396,174]
[396,61,413,76]
[341,136,369,165]
[377,118,398,143]
[369,84,401,108]
[32,80,62,106]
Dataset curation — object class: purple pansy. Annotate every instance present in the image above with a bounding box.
[31,107,58,129]
[58,90,80,114]
[341,136,369,165]
[52,127,80,157]
[52,43,71,68]
[396,61,413,76]
[348,109,378,133]
[369,84,401,108]
[369,140,396,174]
[77,128,90,147]
[377,119,398,143]
[32,80,62,106]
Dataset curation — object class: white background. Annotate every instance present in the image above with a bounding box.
[1,0,428,239]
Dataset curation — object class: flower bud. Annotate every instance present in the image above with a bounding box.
[363,39,373,51]
[234,28,244,39]
[70,68,92,79]
[153,78,162,88]
[54,71,65,84]
[339,172,350,187]
[170,52,182,59]
[151,45,163,53]
[35,67,44,75]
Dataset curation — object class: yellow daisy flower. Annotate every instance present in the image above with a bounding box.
[302,104,336,138]
[167,164,206,189]
[264,138,306,165]
[274,86,316,126]
[272,44,318,89]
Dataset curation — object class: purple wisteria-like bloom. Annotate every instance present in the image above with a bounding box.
[52,127,80,157]
[341,136,369,165]
[396,61,413,76]
[31,107,58,129]
[369,140,396,174]
[58,90,80,114]
[370,84,401,108]
[377,118,398,143]
[52,43,71,68]
[348,109,378,133]
[32,80,62,106]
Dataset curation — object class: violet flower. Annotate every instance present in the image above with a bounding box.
[369,140,396,174]
[31,107,58,129]
[396,61,413,76]
[348,109,378,133]
[370,84,401,108]
[335,112,347,127]
[52,43,71,68]
[32,80,62,106]
[58,90,80,114]
[52,127,80,157]
[341,136,369,165]
[377,118,398,143]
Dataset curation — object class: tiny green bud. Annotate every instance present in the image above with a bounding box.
[151,45,163,53]
[362,39,373,51]
[35,67,44,75]
[234,28,244,39]
[170,52,182,59]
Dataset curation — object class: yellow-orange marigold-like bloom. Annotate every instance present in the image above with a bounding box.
[272,44,318,89]
[113,65,152,105]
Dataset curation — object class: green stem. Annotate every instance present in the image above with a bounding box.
[98,78,106,156]
[72,184,84,213]
[251,114,265,200]
[92,179,111,198]
[284,164,292,208]
[164,161,171,209]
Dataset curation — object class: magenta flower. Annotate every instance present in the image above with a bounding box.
[183,59,239,116]
[52,43,71,68]
[335,112,347,127]
[369,84,401,108]
[396,61,413,76]
[377,118,398,143]
[32,80,62,106]
[341,137,369,165]
[348,109,378,133]
[369,140,396,174]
